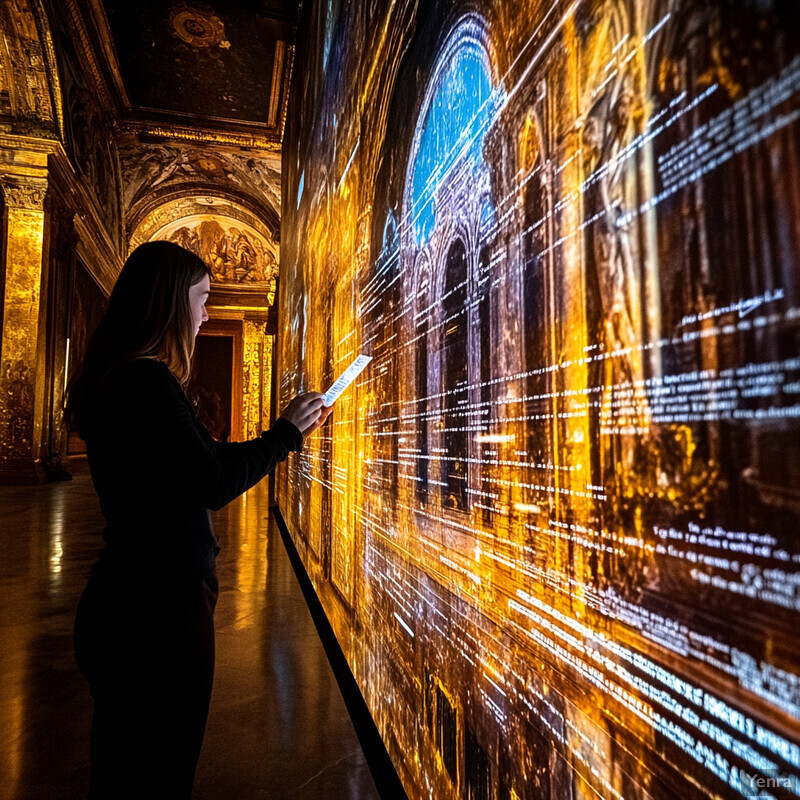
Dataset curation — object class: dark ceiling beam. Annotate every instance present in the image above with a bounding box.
[257,1,302,40]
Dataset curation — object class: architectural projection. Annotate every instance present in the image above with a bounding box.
[277,1,800,798]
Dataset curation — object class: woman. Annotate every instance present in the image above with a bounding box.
[66,241,329,798]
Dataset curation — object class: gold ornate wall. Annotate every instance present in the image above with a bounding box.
[0,0,63,482]
[242,319,272,441]
[279,1,800,798]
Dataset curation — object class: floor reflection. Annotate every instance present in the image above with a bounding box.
[0,460,378,800]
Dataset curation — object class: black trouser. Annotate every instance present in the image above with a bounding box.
[74,570,219,799]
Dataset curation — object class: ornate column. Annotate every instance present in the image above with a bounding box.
[0,170,49,484]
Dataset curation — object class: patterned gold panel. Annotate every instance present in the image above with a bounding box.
[0,177,46,470]
[242,320,272,441]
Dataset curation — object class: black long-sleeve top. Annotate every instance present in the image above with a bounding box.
[81,358,302,580]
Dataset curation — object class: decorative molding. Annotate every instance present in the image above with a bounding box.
[208,306,270,322]
[73,211,123,296]
[68,2,296,150]
[60,0,122,118]
[269,41,287,127]
[279,42,295,143]
[81,0,132,111]
[0,135,56,179]
[122,120,282,151]
[30,0,65,139]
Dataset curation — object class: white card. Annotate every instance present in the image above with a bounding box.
[323,354,372,406]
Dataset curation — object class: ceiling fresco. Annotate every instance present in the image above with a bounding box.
[118,137,282,240]
[155,213,278,285]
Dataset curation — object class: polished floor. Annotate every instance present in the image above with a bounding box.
[0,458,379,800]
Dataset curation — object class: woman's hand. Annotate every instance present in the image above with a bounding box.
[279,392,333,437]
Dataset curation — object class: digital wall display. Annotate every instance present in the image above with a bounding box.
[277,1,800,797]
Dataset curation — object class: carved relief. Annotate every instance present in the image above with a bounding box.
[0,359,34,459]
[1,179,47,209]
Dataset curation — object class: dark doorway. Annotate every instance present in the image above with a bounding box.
[189,335,234,443]
[66,260,108,455]
[441,238,468,512]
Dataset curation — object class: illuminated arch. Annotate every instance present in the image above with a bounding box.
[405,14,502,248]
[401,15,504,515]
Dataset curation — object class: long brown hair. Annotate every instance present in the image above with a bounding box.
[65,241,211,434]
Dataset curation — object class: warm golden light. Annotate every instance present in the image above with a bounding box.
[0,174,48,478]
[279,1,800,799]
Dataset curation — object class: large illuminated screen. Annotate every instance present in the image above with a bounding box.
[277,1,800,797]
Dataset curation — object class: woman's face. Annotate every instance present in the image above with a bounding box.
[189,274,210,338]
